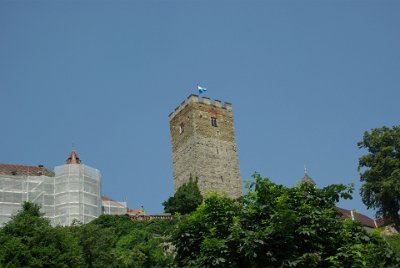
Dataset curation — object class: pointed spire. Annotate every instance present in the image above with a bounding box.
[66,149,81,164]
[300,165,316,185]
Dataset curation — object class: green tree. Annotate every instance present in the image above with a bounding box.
[386,234,400,257]
[114,227,173,268]
[71,222,116,268]
[358,125,400,230]
[0,202,84,267]
[101,217,176,267]
[172,193,241,267]
[90,214,135,239]
[172,174,400,267]
[163,177,203,214]
[73,215,176,268]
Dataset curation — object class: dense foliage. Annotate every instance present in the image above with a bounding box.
[71,215,177,268]
[0,202,84,267]
[358,125,400,230]
[0,203,176,268]
[386,234,400,258]
[163,177,203,215]
[172,173,400,267]
[2,171,400,267]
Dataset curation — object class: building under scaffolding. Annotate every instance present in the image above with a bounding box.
[0,151,102,226]
[101,196,128,215]
[0,166,55,225]
[53,161,102,226]
[101,195,147,217]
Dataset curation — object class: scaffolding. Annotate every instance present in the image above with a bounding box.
[0,163,102,227]
[102,198,127,215]
[0,174,54,225]
[53,164,102,226]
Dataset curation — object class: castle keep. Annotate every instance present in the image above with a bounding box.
[169,95,242,198]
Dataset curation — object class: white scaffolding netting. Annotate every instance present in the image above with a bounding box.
[0,174,54,225]
[53,164,102,226]
[102,200,127,215]
[0,164,102,227]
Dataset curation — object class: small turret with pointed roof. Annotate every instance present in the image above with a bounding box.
[300,166,316,185]
[66,149,81,164]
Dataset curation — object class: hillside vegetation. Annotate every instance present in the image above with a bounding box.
[1,174,400,267]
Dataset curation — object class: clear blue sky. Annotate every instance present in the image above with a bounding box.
[1,0,399,217]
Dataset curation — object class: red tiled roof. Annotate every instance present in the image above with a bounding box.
[336,207,376,228]
[0,164,54,177]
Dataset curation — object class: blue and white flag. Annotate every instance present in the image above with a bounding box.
[197,85,207,94]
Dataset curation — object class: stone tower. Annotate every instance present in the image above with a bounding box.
[169,94,242,198]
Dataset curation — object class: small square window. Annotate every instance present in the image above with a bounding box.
[211,117,218,127]
[179,123,184,134]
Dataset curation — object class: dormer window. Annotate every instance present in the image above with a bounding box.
[179,123,184,134]
[211,117,218,127]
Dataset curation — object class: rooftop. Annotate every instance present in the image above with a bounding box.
[300,166,316,185]
[0,164,54,177]
[336,207,377,228]
[300,174,316,185]
[101,195,145,216]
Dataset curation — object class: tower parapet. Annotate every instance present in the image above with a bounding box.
[169,95,234,121]
[169,95,242,198]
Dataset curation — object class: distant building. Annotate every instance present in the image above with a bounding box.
[299,168,316,185]
[169,95,242,198]
[101,195,146,216]
[299,170,378,230]
[0,164,56,225]
[53,151,102,225]
[336,206,378,231]
[0,150,102,226]
[102,195,128,215]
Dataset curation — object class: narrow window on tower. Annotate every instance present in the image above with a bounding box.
[179,122,184,134]
[211,117,218,127]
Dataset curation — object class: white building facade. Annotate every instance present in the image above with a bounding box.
[0,151,102,226]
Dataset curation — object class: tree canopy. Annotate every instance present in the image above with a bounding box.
[0,203,176,268]
[2,169,400,267]
[163,177,203,214]
[172,173,400,267]
[358,125,400,230]
[70,215,176,268]
[0,202,84,267]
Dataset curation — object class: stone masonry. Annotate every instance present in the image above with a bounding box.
[169,94,242,198]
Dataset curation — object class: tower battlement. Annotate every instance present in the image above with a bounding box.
[169,95,242,198]
[169,94,232,121]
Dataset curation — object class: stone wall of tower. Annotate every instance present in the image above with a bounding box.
[169,95,242,198]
